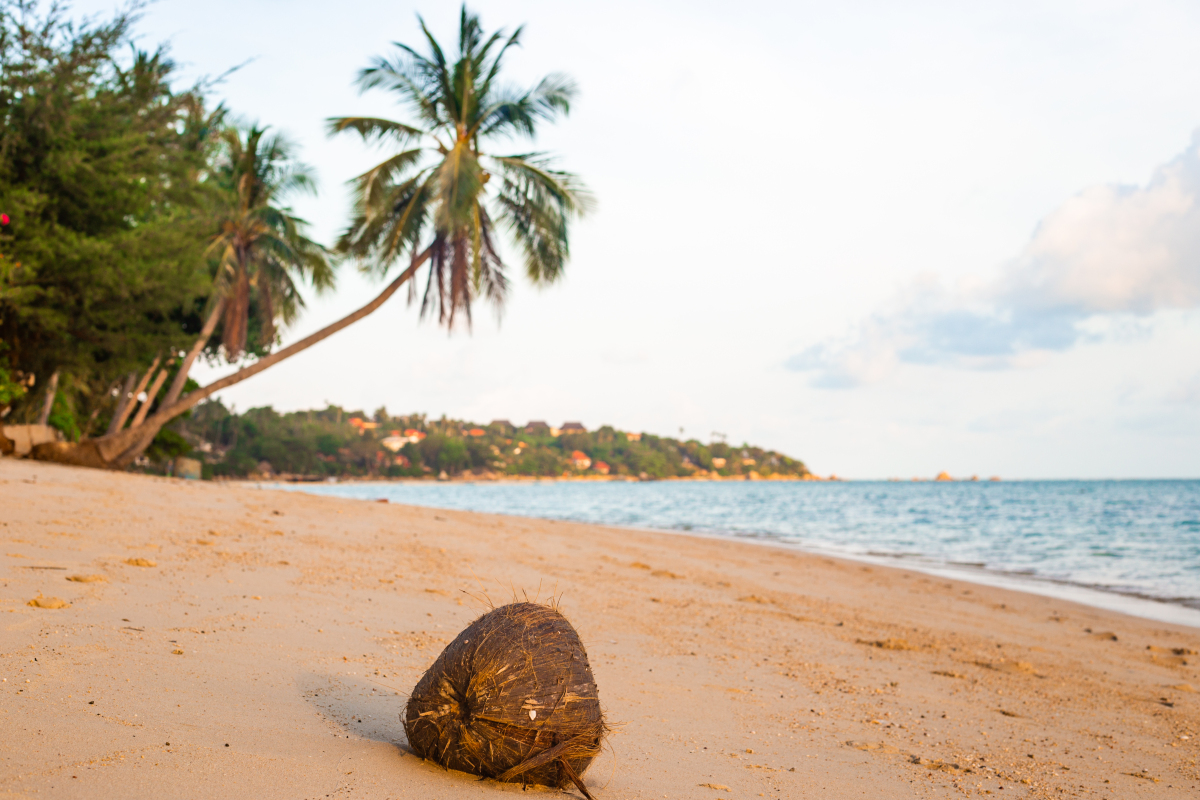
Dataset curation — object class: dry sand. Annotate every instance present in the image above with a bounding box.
[2,457,1198,799]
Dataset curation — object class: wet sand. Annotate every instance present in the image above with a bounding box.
[2,457,1197,799]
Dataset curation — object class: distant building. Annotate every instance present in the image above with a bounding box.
[524,420,549,434]
[489,420,515,432]
[403,429,427,441]
[380,436,407,453]
[467,428,486,437]
[348,417,380,434]
[393,455,410,467]
[560,422,586,434]
[570,450,592,470]
[711,457,727,468]
[742,458,756,465]
[625,432,642,442]
[593,461,610,475]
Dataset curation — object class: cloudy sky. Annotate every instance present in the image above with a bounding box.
[76,0,1200,477]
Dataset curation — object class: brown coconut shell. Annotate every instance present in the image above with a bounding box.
[403,602,605,798]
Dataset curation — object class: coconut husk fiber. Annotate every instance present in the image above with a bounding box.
[404,601,606,799]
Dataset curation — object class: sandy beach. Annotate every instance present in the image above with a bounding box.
[2,458,1197,799]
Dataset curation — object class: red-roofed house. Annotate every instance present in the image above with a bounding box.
[593,460,610,475]
[570,450,592,470]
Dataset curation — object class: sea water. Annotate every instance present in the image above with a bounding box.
[267,479,1200,627]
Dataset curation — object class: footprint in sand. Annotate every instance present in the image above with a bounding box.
[27,595,69,609]
[1084,629,1118,641]
[974,659,1045,678]
[858,638,916,651]
[1148,646,1196,667]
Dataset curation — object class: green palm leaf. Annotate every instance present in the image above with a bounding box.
[206,125,334,358]
[330,3,588,330]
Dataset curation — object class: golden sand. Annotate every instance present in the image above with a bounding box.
[2,458,1197,798]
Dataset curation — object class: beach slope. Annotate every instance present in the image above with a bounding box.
[1,459,1197,798]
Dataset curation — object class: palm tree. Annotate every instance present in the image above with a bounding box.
[152,125,333,415]
[329,4,591,328]
[41,5,585,469]
[108,125,333,455]
[209,125,334,359]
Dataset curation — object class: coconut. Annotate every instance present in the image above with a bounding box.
[404,602,606,798]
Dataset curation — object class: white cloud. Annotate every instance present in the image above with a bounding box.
[790,133,1200,386]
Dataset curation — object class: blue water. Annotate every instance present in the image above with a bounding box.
[267,479,1200,626]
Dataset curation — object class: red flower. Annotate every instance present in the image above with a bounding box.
[0,213,8,225]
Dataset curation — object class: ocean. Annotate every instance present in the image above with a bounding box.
[265,478,1200,627]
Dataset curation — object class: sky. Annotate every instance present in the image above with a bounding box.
[72,0,1200,478]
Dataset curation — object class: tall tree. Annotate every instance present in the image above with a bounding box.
[35,4,588,469]
[330,4,590,328]
[0,0,217,433]
[208,126,333,360]
[152,125,334,416]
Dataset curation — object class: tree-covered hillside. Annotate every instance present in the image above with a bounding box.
[172,402,811,481]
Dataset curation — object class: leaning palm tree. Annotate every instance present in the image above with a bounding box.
[208,125,334,359]
[39,5,586,470]
[329,3,591,328]
[139,125,333,427]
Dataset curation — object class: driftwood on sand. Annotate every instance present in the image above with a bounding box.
[404,602,606,798]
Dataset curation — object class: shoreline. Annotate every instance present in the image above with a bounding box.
[4,458,1198,799]
[260,479,1200,630]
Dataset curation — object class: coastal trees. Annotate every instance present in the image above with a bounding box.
[29,3,588,470]
[102,125,335,462]
[0,1,216,438]
[169,404,814,480]
[205,126,334,363]
[329,5,590,328]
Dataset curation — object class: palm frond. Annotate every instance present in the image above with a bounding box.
[492,154,590,284]
[335,4,585,328]
[327,116,425,145]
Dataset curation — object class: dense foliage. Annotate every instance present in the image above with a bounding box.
[172,402,811,480]
[0,1,218,430]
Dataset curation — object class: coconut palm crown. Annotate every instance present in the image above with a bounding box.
[329,5,591,329]
[208,126,334,359]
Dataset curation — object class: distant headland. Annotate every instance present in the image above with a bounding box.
[165,402,818,482]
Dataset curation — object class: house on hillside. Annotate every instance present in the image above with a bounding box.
[560,422,586,434]
[593,460,610,475]
[625,432,642,442]
[381,435,407,453]
[489,420,514,432]
[467,428,486,437]
[711,457,727,468]
[348,417,380,434]
[570,450,592,470]
[524,421,550,434]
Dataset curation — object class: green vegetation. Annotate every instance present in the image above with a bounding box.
[172,403,810,481]
[330,7,589,327]
[1,1,216,435]
[1,3,588,471]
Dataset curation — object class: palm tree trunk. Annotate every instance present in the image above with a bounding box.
[106,372,138,435]
[35,370,59,426]
[161,299,225,410]
[79,247,432,469]
[129,365,171,429]
[109,356,161,433]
